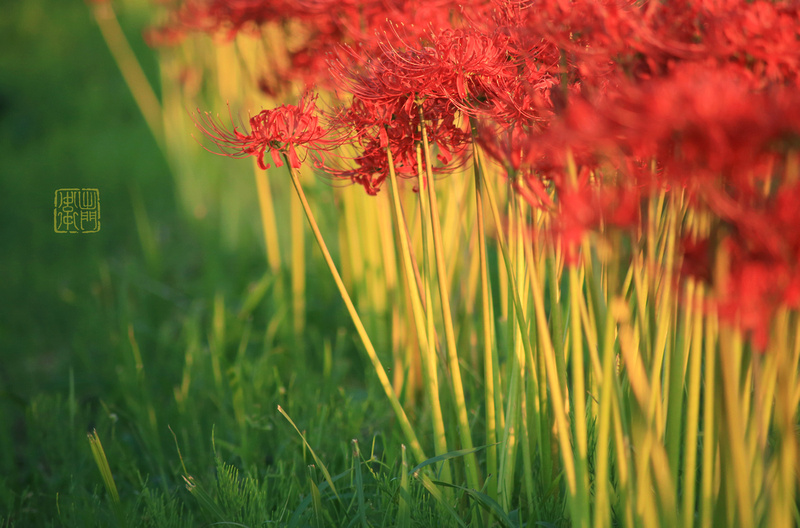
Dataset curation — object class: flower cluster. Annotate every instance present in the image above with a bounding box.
[167,0,800,349]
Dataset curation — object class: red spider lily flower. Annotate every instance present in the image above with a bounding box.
[194,93,339,170]
[148,0,282,42]
[680,182,800,351]
[680,235,714,285]
[325,95,469,195]
[716,240,800,352]
[704,0,800,87]
[551,61,800,200]
[551,175,641,264]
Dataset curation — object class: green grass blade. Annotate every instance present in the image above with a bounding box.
[287,470,351,528]
[181,475,226,523]
[351,440,369,528]
[278,405,342,504]
[433,481,520,528]
[414,473,467,528]
[87,430,126,528]
[398,445,412,528]
[308,467,324,528]
[409,445,494,479]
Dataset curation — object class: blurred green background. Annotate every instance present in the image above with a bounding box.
[0,1,267,524]
[0,0,173,400]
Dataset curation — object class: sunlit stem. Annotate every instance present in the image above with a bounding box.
[772,309,797,528]
[699,309,717,528]
[720,325,754,528]
[282,156,426,464]
[565,151,591,528]
[511,182,535,517]
[680,281,704,528]
[469,122,498,503]
[386,144,450,481]
[417,103,480,493]
[252,159,282,272]
[479,154,577,498]
[90,1,164,151]
[593,293,621,528]
[291,175,306,345]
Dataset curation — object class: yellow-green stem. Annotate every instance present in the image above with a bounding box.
[291,181,306,342]
[719,326,754,528]
[700,310,717,528]
[569,265,590,528]
[565,151,590,528]
[593,296,620,528]
[681,282,705,528]
[90,1,164,151]
[469,128,498,502]
[480,160,577,499]
[282,158,425,463]
[253,159,282,272]
[386,145,450,481]
[417,105,480,492]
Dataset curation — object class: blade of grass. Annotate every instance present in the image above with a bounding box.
[398,445,412,528]
[87,430,127,528]
[278,405,342,504]
[351,440,369,528]
[433,481,520,528]
[308,467,325,528]
[182,475,226,523]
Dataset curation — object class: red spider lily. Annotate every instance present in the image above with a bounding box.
[415,29,516,111]
[679,181,800,351]
[149,0,282,41]
[194,93,339,170]
[551,174,641,264]
[717,243,800,352]
[150,0,478,90]
[680,235,714,286]
[330,26,485,195]
[336,24,554,124]
[326,95,469,194]
[703,0,800,87]
[551,62,800,198]
[478,121,536,176]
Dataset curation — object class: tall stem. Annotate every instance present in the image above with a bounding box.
[417,104,480,493]
[470,123,498,503]
[386,145,450,482]
[479,159,577,499]
[282,158,425,464]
